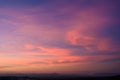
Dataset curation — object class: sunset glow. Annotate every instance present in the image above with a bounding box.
[0,0,120,75]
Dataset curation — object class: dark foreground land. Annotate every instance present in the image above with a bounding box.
[0,75,120,80]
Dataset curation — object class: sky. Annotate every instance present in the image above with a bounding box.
[0,0,120,75]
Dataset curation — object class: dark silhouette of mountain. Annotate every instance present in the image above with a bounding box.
[0,74,120,80]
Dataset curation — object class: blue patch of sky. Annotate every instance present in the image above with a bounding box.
[100,58,120,63]
[0,0,51,7]
[99,24,120,40]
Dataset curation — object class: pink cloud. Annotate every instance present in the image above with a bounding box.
[29,54,120,66]
[67,29,120,52]
[65,4,119,52]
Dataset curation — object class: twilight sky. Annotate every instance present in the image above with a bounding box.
[0,0,120,75]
